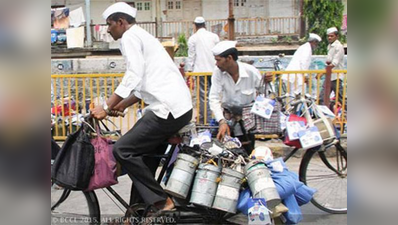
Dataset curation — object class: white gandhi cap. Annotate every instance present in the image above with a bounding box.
[212,41,237,56]
[194,16,205,24]
[102,2,137,20]
[308,33,322,42]
[327,27,338,34]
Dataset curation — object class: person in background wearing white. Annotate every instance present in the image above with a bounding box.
[209,41,262,155]
[91,2,192,214]
[186,16,220,124]
[282,33,321,96]
[320,27,345,107]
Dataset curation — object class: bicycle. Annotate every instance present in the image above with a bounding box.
[224,93,347,214]
[52,95,347,223]
[279,93,347,214]
[51,122,244,225]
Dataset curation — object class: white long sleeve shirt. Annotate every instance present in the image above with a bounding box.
[282,42,313,85]
[186,28,220,72]
[209,62,262,122]
[115,25,192,119]
[327,39,345,81]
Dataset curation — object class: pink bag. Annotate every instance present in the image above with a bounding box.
[86,126,118,191]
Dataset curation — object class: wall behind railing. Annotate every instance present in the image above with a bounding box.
[51,55,347,74]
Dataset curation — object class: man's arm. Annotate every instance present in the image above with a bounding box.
[186,37,196,72]
[300,44,312,70]
[113,92,141,112]
[92,34,145,120]
[331,45,344,68]
[209,70,230,140]
[326,44,335,67]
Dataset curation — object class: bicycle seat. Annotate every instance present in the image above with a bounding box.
[168,136,182,145]
[177,122,196,134]
[222,103,245,116]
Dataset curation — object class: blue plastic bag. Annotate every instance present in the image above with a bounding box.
[266,157,288,173]
[267,160,304,200]
[281,195,303,224]
[237,188,252,215]
[295,184,317,206]
[272,172,300,200]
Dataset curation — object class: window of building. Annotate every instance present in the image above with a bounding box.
[168,1,174,9]
[137,2,143,11]
[176,1,181,9]
[144,2,151,10]
[234,0,247,7]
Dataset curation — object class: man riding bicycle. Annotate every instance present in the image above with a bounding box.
[91,2,192,214]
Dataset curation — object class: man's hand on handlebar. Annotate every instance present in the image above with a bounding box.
[91,105,107,120]
[107,109,125,117]
[90,104,125,120]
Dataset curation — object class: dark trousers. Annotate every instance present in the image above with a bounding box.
[320,79,344,107]
[199,76,212,124]
[232,120,255,156]
[236,133,255,156]
[113,110,192,206]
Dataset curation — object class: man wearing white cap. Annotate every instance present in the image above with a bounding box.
[186,16,220,124]
[91,2,192,213]
[320,27,345,106]
[209,41,262,154]
[282,33,322,95]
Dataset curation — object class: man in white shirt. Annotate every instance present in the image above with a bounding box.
[320,27,345,106]
[186,16,220,124]
[282,33,321,95]
[91,2,192,212]
[209,41,262,154]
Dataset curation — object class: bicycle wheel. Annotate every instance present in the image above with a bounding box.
[299,142,347,214]
[51,187,101,225]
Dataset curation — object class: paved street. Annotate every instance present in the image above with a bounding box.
[51,157,347,225]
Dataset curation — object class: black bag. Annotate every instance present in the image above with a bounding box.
[51,137,61,160]
[51,123,95,190]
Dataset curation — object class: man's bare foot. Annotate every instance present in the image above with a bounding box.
[154,197,175,211]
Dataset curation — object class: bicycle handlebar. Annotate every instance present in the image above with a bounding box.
[108,110,126,118]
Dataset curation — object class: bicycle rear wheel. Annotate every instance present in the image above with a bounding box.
[51,187,100,224]
[299,142,347,214]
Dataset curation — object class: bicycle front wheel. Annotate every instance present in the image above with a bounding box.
[51,187,101,225]
[299,142,347,214]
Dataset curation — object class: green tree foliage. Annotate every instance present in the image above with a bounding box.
[175,33,188,57]
[304,0,346,54]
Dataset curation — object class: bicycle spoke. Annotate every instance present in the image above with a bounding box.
[301,145,347,214]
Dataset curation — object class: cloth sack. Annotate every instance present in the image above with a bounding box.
[266,158,304,200]
[51,124,95,190]
[86,124,118,191]
[295,185,317,206]
[281,194,303,224]
[237,188,252,215]
[243,100,282,134]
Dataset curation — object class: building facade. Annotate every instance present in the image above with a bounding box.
[51,0,300,24]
